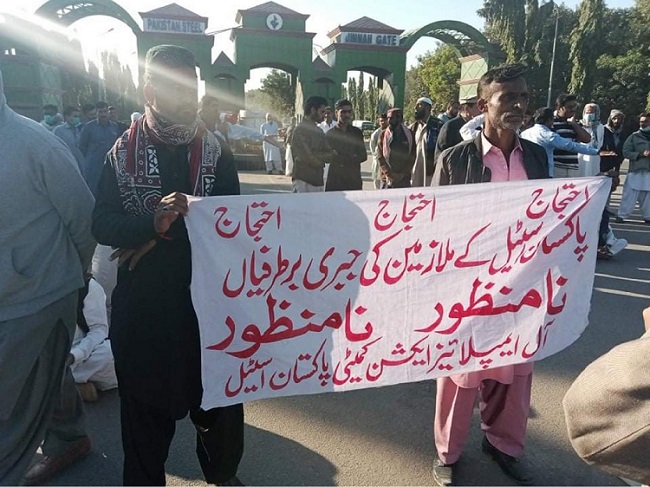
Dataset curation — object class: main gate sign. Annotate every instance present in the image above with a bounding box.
[338,32,399,47]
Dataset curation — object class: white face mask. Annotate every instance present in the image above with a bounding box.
[585,113,597,124]
[640,125,650,133]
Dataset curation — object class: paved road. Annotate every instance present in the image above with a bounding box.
[48,157,648,486]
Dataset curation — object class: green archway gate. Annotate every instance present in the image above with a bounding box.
[1,0,502,119]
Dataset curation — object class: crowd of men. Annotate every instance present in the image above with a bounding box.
[1,43,649,487]
[286,81,648,262]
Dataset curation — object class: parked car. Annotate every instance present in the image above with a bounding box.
[352,120,375,132]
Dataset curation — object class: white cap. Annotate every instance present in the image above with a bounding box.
[416,97,433,107]
[130,111,142,123]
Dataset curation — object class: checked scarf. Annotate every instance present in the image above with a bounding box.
[382,123,414,168]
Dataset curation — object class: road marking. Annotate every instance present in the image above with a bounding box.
[595,273,650,285]
[594,287,650,299]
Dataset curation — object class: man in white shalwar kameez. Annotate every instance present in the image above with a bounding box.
[261,113,283,174]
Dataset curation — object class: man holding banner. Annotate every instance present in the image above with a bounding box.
[92,45,243,486]
[431,64,548,486]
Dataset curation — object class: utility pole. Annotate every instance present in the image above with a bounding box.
[547,8,560,107]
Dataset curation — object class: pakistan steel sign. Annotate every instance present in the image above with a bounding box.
[143,17,206,35]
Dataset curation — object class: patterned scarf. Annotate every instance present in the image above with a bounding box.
[382,123,414,167]
[111,105,221,216]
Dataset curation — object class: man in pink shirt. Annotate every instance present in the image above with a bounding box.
[431,64,548,486]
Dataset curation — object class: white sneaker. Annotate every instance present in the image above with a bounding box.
[609,238,628,256]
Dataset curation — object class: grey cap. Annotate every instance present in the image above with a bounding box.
[459,95,479,104]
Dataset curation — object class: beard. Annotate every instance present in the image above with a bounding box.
[414,109,427,121]
[498,111,524,131]
[501,120,523,131]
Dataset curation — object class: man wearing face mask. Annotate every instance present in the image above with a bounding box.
[618,112,650,224]
[578,103,606,177]
[53,106,85,173]
[575,103,628,258]
[324,99,367,191]
[92,45,243,486]
[410,97,442,186]
[40,104,62,131]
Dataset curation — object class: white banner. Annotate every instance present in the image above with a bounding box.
[186,178,610,409]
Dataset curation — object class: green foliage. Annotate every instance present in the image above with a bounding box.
[60,38,92,108]
[87,61,101,104]
[478,0,527,62]
[344,74,390,121]
[477,0,647,114]
[589,0,650,117]
[418,45,462,112]
[245,88,273,113]
[259,69,295,117]
[98,51,140,120]
[478,0,578,110]
[593,50,650,119]
[403,44,461,123]
[569,0,606,99]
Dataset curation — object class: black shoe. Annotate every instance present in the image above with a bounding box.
[597,245,613,260]
[482,437,533,485]
[266,170,273,175]
[216,476,244,486]
[432,457,454,486]
[615,216,625,223]
[645,220,650,225]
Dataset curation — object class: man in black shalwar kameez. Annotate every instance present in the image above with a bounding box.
[92,45,243,486]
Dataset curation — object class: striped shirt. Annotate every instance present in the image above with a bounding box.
[552,117,580,170]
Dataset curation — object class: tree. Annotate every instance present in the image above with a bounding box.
[592,50,650,118]
[478,0,577,109]
[589,1,650,116]
[357,72,366,120]
[87,61,101,103]
[60,38,93,107]
[418,45,462,113]
[403,44,461,123]
[245,88,273,113]
[478,0,649,116]
[478,0,527,62]
[343,74,390,121]
[259,70,295,117]
[569,0,606,100]
[404,64,428,123]
[97,51,140,119]
[346,77,358,115]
